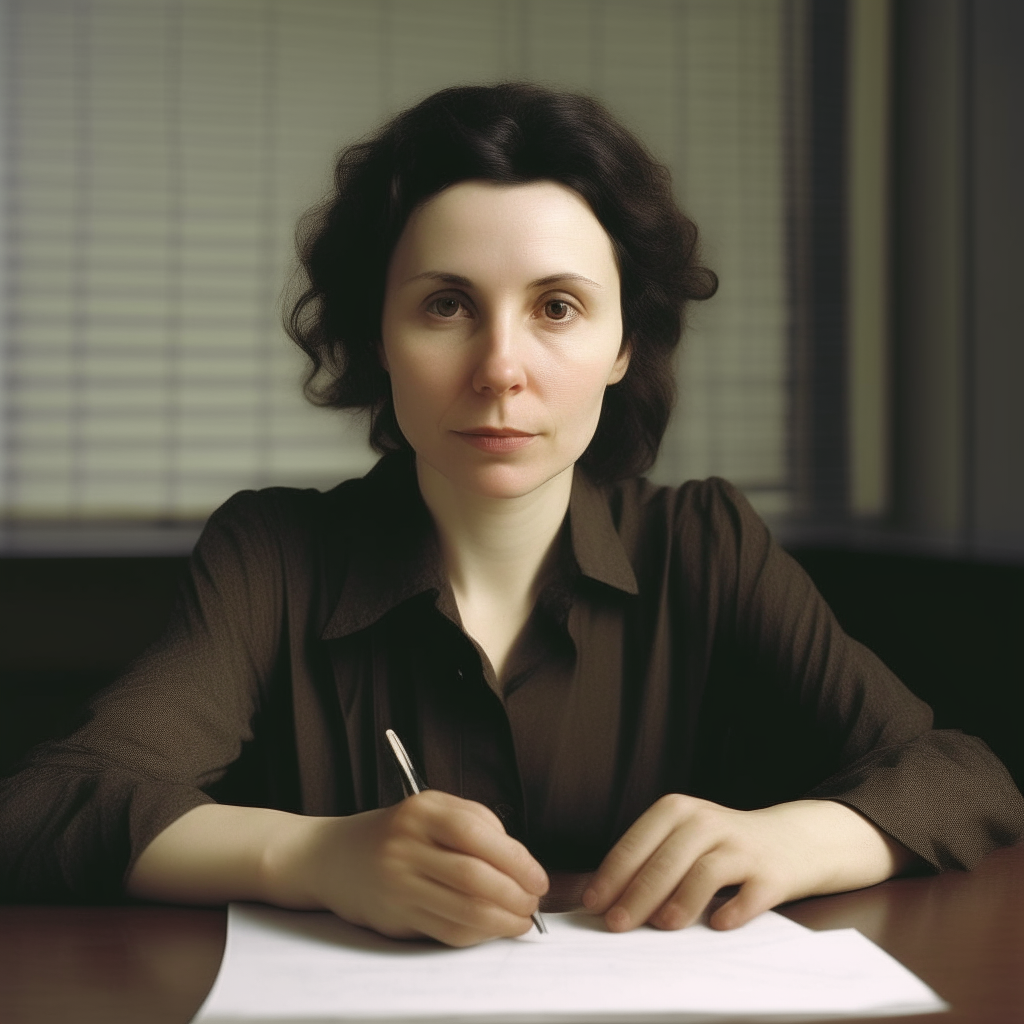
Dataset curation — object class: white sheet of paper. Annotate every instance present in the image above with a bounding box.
[192,903,947,1023]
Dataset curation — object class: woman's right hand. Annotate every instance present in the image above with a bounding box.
[266,791,548,947]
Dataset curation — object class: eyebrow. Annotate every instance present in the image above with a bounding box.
[401,270,603,290]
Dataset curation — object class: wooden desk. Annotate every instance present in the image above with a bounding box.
[2,844,1022,1024]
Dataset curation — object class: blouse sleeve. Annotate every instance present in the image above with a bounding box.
[0,491,288,901]
[702,478,1024,871]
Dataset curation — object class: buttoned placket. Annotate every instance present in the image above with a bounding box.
[320,452,640,863]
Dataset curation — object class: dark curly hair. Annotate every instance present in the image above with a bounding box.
[286,82,717,483]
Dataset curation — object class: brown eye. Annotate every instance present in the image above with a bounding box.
[546,300,571,320]
[430,297,462,318]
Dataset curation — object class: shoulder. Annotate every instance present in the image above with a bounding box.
[599,474,779,617]
[207,477,365,534]
[199,478,363,551]
[191,470,389,592]
[192,453,418,583]
[607,474,769,556]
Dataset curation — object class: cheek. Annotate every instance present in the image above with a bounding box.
[386,344,466,417]
[533,344,622,416]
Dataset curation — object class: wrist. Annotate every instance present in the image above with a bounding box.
[259,811,335,910]
[787,799,913,892]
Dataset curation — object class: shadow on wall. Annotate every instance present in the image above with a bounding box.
[1,551,1021,790]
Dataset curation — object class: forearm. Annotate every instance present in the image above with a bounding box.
[125,803,327,909]
[785,799,920,895]
[124,794,547,948]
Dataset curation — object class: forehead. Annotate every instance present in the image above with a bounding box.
[389,180,618,282]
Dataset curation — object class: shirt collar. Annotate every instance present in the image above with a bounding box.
[566,469,640,596]
[321,454,638,641]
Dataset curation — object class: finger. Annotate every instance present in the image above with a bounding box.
[401,790,507,834]
[396,868,537,943]
[411,791,509,835]
[603,826,714,931]
[708,877,781,931]
[406,899,535,948]
[645,848,743,931]
[423,801,548,897]
[584,795,695,913]
[414,844,542,918]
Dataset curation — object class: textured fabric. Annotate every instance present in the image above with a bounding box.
[2,453,1022,900]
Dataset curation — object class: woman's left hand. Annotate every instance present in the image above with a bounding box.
[582,795,918,932]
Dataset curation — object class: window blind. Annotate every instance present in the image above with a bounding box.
[0,0,796,543]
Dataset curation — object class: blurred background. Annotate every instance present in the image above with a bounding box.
[1,1,1022,783]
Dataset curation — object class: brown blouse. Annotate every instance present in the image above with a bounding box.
[2,452,1022,900]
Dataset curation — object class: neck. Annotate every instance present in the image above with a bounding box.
[416,460,573,605]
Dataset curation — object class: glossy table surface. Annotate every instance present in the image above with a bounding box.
[2,843,1022,1024]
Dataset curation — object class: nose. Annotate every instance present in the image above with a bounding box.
[471,312,526,398]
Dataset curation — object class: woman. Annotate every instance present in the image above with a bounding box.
[2,84,1021,947]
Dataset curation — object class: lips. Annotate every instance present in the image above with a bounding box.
[454,427,537,452]
[460,427,533,437]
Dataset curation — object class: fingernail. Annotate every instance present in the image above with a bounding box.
[582,887,597,909]
[606,906,630,931]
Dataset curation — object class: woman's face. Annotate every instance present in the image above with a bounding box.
[381,180,628,500]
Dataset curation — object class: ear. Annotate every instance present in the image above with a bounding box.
[606,340,631,385]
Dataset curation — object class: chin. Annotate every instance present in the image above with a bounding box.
[447,458,572,501]
[464,465,555,499]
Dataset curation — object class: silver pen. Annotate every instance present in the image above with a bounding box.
[385,728,547,935]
